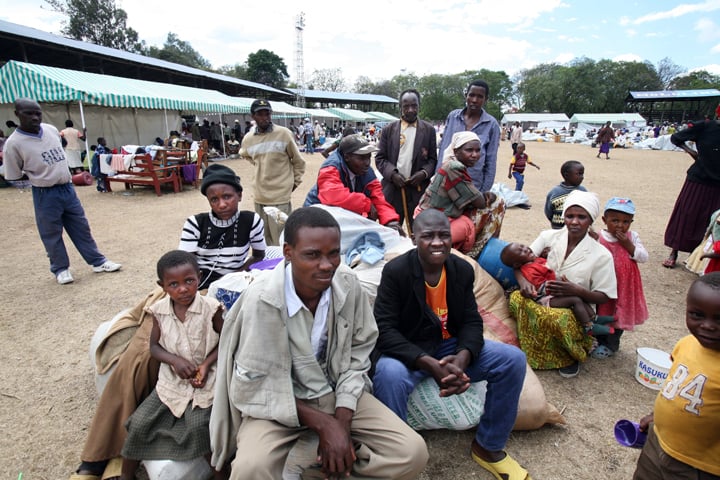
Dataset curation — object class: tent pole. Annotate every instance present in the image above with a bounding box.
[220,113,227,158]
[164,109,169,140]
[78,101,90,170]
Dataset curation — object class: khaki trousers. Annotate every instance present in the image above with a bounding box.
[230,392,428,480]
[255,201,291,246]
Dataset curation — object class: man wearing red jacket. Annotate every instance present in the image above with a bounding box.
[304,135,403,234]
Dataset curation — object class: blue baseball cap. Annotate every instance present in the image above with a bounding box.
[604,197,635,215]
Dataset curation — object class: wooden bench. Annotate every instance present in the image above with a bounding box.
[106,153,180,196]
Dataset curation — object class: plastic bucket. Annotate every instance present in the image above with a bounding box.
[635,347,671,390]
[72,171,93,186]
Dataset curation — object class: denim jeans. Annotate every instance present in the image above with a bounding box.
[373,338,526,451]
[32,183,106,274]
[305,134,314,153]
[512,171,525,191]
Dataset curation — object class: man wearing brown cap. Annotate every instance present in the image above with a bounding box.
[304,134,403,234]
[240,99,306,245]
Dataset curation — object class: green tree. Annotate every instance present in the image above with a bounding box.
[670,70,720,90]
[308,68,347,92]
[217,63,248,80]
[353,76,377,94]
[44,0,144,53]
[146,33,211,70]
[245,49,289,89]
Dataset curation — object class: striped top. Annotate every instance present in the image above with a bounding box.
[179,210,266,288]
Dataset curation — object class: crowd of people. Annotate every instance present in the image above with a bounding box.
[3,83,719,480]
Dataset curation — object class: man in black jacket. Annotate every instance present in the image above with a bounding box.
[373,209,532,480]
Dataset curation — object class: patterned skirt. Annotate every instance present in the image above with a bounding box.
[509,290,593,369]
[122,389,211,461]
[466,197,507,259]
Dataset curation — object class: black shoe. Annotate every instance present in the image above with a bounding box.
[558,361,580,378]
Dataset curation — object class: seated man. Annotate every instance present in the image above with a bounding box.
[304,134,404,235]
[210,207,428,479]
[372,209,532,480]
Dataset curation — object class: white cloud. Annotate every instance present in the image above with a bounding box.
[553,53,576,64]
[695,18,720,41]
[626,29,638,38]
[692,63,720,74]
[631,0,720,25]
[619,16,631,26]
[711,44,720,53]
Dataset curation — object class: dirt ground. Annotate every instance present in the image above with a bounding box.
[0,139,700,480]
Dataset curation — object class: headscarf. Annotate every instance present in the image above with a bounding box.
[562,190,600,222]
[442,131,481,163]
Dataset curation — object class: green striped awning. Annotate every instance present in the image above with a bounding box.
[326,107,375,122]
[0,60,250,113]
[366,111,398,121]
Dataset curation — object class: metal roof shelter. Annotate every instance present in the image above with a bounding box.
[326,108,376,122]
[286,88,397,110]
[500,113,570,130]
[569,113,647,127]
[0,19,290,99]
[625,89,720,125]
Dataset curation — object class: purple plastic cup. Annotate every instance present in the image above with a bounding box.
[614,419,647,448]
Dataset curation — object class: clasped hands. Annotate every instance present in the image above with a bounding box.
[391,171,427,189]
[418,350,472,397]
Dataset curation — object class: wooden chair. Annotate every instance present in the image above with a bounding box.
[105,153,180,196]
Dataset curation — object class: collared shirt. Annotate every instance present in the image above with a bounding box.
[284,264,330,359]
[398,120,418,178]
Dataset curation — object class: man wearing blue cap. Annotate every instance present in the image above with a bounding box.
[240,99,306,245]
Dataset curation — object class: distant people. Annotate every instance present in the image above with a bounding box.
[200,119,211,142]
[321,126,356,159]
[239,99,305,245]
[632,272,720,480]
[372,209,530,480]
[91,136,110,192]
[544,160,587,229]
[222,122,232,142]
[60,119,87,174]
[303,118,314,154]
[232,119,243,143]
[510,121,522,154]
[304,134,403,234]
[210,207,429,479]
[3,98,121,285]
[437,79,501,192]
[596,121,615,159]
[120,250,227,480]
[191,120,202,142]
[507,142,539,191]
[210,122,223,151]
[375,89,437,231]
[663,113,720,268]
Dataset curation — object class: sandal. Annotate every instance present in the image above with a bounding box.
[591,345,614,359]
[471,448,532,480]
[662,257,677,269]
[101,458,122,480]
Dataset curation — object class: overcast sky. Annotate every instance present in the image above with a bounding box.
[2,0,719,87]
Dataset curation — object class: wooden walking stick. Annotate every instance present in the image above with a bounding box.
[401,186,412,235]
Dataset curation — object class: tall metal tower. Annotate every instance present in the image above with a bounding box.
[294,12,306,108]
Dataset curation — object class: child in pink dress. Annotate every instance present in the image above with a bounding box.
[594,197,649,358]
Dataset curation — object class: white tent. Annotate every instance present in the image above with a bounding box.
[569,113,647,128]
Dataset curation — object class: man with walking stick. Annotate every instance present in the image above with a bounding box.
[376,89,437,234]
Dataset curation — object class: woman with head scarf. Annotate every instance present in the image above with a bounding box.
[508,190,617,378]
[415,131,505,256]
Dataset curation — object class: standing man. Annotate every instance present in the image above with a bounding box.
[375,89,437,231]
[372,209,530,480]
[596,121,615,160]
[437,80,501,192]
[59,119,87,174]
[510,121,522,154]
[240,99,306,246]
[210,207,428,479]
[303,118,315,154]
[232,119,243,143]
[3,98,121,284]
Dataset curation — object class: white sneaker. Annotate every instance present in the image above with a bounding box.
[92,260,122,273]
[56,270,74,284]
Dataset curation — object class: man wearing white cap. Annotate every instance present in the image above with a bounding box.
[240,99,306,245]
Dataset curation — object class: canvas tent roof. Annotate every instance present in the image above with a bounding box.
[367,111,399,122]
[626,89,720,101]
[569,113,646,126]
[0,60,250,113]
[501,113,570,124]
[326,108,375,122]
[286,88,397,104]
